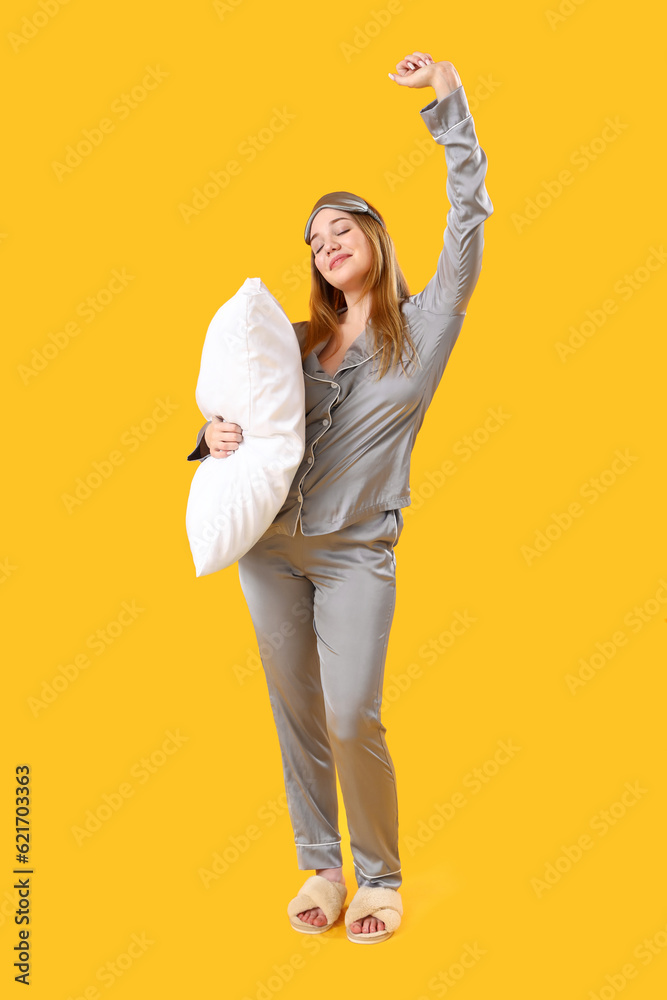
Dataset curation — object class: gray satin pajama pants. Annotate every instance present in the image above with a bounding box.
[236,506,404,890]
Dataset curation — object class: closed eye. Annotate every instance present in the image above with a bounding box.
[314,229,350,255]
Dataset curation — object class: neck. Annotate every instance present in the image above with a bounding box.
[339,290,372,328]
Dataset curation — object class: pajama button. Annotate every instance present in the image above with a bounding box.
[307,456,313,464]
[322,418,329,426]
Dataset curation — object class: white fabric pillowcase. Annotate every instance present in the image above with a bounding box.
[186,277,305,577]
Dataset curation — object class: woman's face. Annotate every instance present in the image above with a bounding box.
[310,208,373,290]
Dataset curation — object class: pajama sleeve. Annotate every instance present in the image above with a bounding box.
[410,83,494,316]
[186,420,211,462]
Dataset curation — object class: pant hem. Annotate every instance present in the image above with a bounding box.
[296,845,344,870]
[354,863,402,889]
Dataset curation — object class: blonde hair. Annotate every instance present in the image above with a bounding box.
[302,202,421,381]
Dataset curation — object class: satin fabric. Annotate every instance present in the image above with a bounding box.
[237,505,404,888]
[185,81,493,890]
[303,190,384,244]
[187,82,494,539]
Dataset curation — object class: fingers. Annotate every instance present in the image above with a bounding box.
[396,51,434,74]
[389,52,435,86]
[209,421,244,459]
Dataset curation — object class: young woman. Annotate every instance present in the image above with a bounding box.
[187,51,493,943]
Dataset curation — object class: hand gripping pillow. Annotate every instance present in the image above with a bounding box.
[186,277,305,576]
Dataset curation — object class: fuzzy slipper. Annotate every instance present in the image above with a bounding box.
[345,886,403,944]
[287,875,348,934]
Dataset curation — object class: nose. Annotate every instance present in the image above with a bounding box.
[324,236,341,257]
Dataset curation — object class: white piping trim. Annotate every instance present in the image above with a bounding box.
[296,840,342,847]
[355,866,402,879]
[303,345,383,383]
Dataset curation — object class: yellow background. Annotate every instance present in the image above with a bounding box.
[3,0,666,996]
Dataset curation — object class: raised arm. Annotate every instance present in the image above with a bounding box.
[389,55,494,315]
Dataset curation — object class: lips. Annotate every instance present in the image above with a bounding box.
[330,254,351,270]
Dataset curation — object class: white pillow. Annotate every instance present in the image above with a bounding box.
[185,277,305,577]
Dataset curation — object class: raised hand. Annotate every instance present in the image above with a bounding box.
[388,53,461,98]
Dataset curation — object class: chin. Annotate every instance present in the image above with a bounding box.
[324,267,357,287]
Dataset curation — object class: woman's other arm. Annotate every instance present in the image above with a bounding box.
[186,417,243,461]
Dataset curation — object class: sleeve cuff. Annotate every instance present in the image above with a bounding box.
[419,84,471,139]
[186,421,211,462]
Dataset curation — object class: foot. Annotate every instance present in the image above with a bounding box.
[348,915,386,935]
[345,885,401,941]
[297,868,346,927]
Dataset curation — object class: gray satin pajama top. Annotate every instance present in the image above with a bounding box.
[187,82,494,538]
